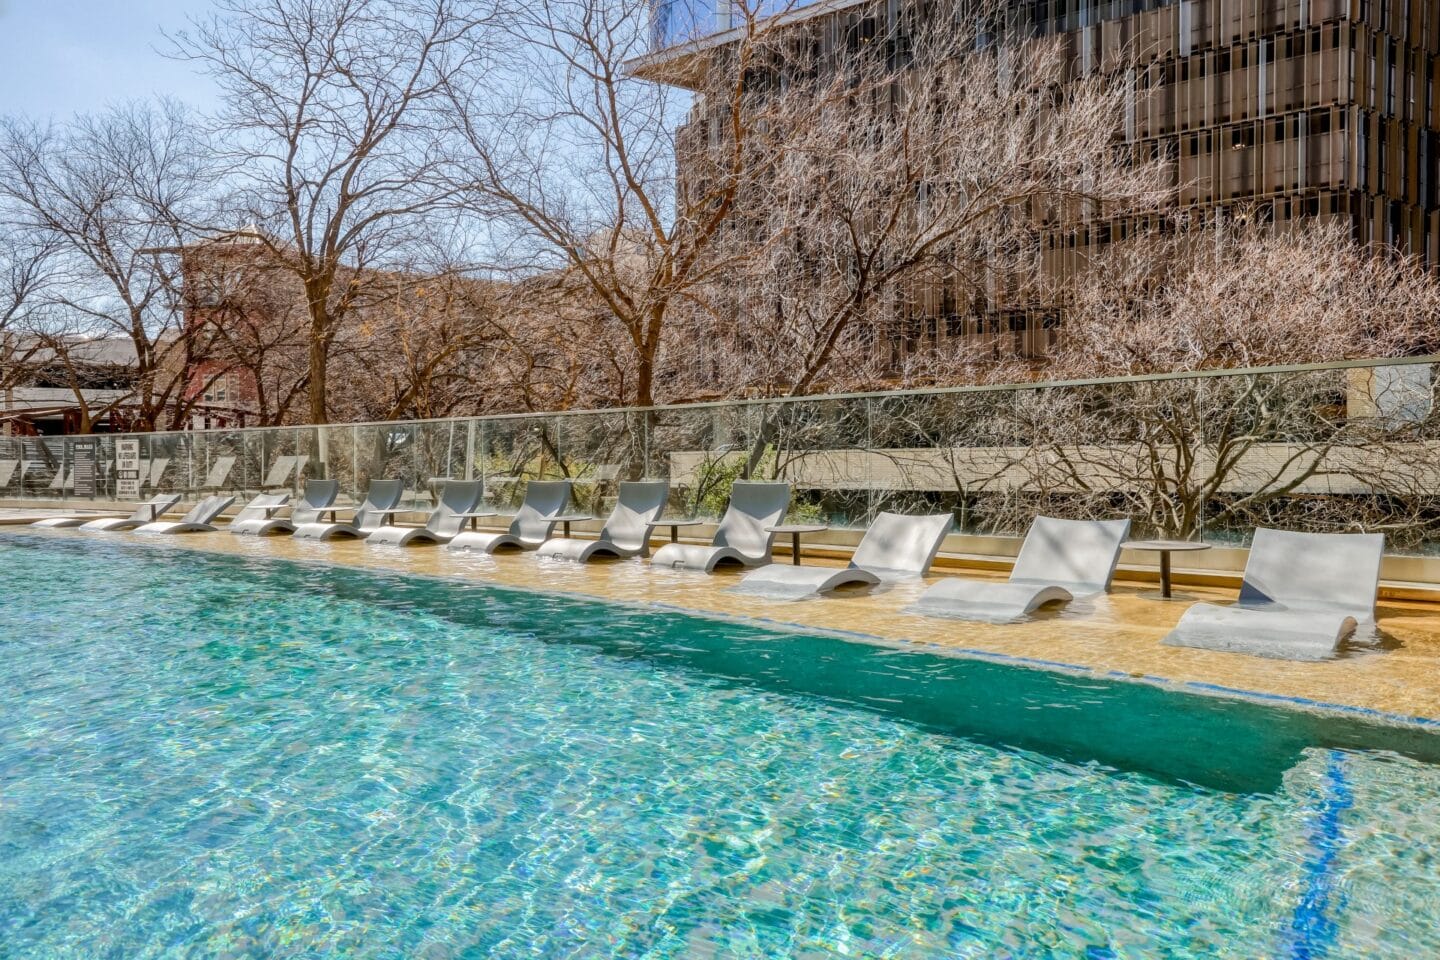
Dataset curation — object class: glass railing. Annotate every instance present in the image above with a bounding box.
[4,357,1438,554]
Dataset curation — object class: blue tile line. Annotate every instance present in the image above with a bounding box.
[1284,750,1354,960]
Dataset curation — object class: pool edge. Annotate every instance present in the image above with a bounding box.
[10,527,1440,736]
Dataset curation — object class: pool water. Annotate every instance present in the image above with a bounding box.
[4,534,1440,958]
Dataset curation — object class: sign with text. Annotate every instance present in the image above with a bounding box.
[72,440,98,497]
[115,438,141,500]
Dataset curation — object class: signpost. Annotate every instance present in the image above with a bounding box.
[72,440,98,497]
[116,438,141,500]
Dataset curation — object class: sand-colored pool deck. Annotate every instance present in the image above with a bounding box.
[12,520,1440,728]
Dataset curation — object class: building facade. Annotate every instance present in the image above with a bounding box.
[644,0,1440,360]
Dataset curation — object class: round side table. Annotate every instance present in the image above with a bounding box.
[1121,540,1212,599]
[653,518,705,543]
[765,524,830,566]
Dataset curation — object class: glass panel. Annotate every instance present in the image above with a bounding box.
[312,424,357,503]
[480,416,553,510]
[0,436,22,498]
[143,431,190,500]
[553,411,639,516]
[867,388,1024,536]
[765,398,869,528]
[646,401,774,520]
[6,360,1439,558]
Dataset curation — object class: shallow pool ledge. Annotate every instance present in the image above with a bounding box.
[15,526,1440,729]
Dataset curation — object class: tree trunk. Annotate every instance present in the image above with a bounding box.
[308,330,329,425]
[634,348,654,409]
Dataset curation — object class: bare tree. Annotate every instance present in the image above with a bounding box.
[170,0,493,424]
[326,258,509,422]
[0,225,58,404]
[446,0,797,409]
[0,100,221,431]
[945,220,1440,539]
[1052,218,1440,375]
[701,8,1164,404]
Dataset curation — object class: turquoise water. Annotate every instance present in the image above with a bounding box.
[4,534,1440,958]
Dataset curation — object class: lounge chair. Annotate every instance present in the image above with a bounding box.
[648,481,791,573]
[75,494,183,531]
[46,468,72,492]
[135,494,237,534]
[733,511,952,599]
[208,492,292,533]
[191,492,289,538]
[230,479,339,536]
[907,516,1131,622]
[367,480,485,547]
[33,498,150,528]
[537,480,670,562]
[448,480,572,553]
[0,459,17,489]
[292,479,404,540]
[1162,528,1385,661]
[31,513,96,528]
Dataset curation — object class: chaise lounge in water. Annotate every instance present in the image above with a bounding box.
[134,494,238,535]
[367,480,485,547]
[292,479,405,541]
[732,511,953,599]
[1162,527,1384,661]
[230,480,339,536]
[648,481,790,573]
[69,494,184,532]
[537,480,670,562]
[448,480,572,553]
[907,516,1131,622]
[34,494,182,530]
[30,514,94,529]
[189,493,293,536]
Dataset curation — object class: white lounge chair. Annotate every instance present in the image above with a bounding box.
[448,480,573,553]
[31,513,97,528]
[537,480,670,562]
[908,516,1131,622]
[367,480,485,547]
[231,479,339,536]
[76,494,183,531]
[135,494,237,535]
[292,479,405,540]
[734,511,952,599]
[1162,528,1385,661]
[0,459,18,489]
[204,492,291,534]
[649,481,791,573]
[33,496,159,528]
[46,468,72,492]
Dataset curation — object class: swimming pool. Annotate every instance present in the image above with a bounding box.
[4,533,1440,957]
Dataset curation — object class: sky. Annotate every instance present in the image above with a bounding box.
[0,0,218,119]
